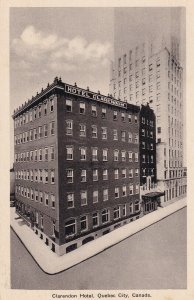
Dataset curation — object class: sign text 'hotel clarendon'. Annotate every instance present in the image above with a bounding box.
[65,84,127,109]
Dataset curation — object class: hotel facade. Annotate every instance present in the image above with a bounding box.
[13,77,145,255]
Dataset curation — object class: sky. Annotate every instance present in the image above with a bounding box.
[10,8,114,114]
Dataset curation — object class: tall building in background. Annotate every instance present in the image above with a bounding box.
[109,8,187,205]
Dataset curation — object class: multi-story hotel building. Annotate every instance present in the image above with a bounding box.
[13,77,142,255]
[109,39,187,206]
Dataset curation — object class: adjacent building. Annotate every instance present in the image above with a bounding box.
[13,77,142,255]
[109,39,187,206]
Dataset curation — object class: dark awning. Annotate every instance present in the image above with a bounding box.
[142,191,165,199]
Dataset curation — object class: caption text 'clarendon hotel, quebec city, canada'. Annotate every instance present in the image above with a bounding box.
[12,33,187,257]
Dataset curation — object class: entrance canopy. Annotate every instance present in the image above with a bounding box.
[142,191,165,201]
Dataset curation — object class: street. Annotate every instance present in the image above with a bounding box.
[11,207,186,290]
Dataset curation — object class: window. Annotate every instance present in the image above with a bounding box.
[80,216,88,231]
[113,111,118,120]
[103,189,108,201]
[102,149,108,161]
[66,99,72,112]
[93,169,98,181]
[80,124,86,137]
[44,169,48,183]
[45,148,48,161]
[66,146,73,160]
[114,207,120,220]
[114,169,119,179]
[67,169,73,183]
[113,129,118,140]
[44,102,47,115]
[122,168,126,178]
[45,193,49,206]
[92,125,97,138]
[128,114,132,123]
[149,63,153,71]
[93,190,98,203]
[39,192,43,204]
[135,184,139,194]
[39,169,43,182]
[34,170,38,182]
[34,128,37,140]
[135,153,138,162]
[65,219,76,236]
[81,191,87,206]
[122,185,127,197]
[157,127,161,134]
[135,200,140,211]
[51,170,55,184]
[80,102,85,114]
[134,134,138,143]
[103,169,108,180]
[66,120,73,135]
[102,209,109,223]
[129,184,133,195]
[150,143,153,150]
[121,112,125,121]
[34,108,37,119]
[50,146,54,160]
[135,169,139,177]
[102,107,106,118]
[129,169,133,178]
[91,105,97,117]
[29,110,33,122]
[115,187,119,198]
[39,149,42,161]
[121,131,126,142]
[128,132,132,143]
[114,150,119,161]
[121,150,126,162]
[30,130,33,141]
[50,121,55,135]
[31,189,34,200]
[128,152,133,162]
[80,147,86,160]
[67,193,74,208]
[38,105,41,118]
[151,155,154,163]
[92,148,98,161]
[50,99,54,112]
[102,127,107,139]
[81,170,86,182]
[92,213,99,227]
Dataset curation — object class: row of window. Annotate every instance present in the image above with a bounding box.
[15,186,55,208]
[14,98,55,128]
[14,122,55,145]
[64,184,139,208]
[65,147,139,162]
[141,129,154,138]
[117,58,160,77]
[15,146,54,163]
[64,202,140,235]
[15,169,55,184]
[141,142,154,150]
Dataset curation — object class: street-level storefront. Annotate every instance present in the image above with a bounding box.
[142,192,165,215]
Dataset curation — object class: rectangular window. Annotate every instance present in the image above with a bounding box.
[135,169,139,177]
[103,169,108,180]
[103,189,108,201]
[92,125,97,138]
[93,190,98,203]
[34,128,37,140]
[93,169,98,181]
[50,99,54,112]
[121,151,126,162]
[134,134,138,143]
[51,170,55,184]
[103,149,108,161]
[80,102,85,114]
[44,169,48,183]
[114,207,120,220]
[79,124,86,137]
[92,148,98,161]
[102,127,107,139]
[128,152,133,162]
[122,185,127,197]
[67,193,74,208]
[44,102,47,115]
[45,148,48,161]
[135,184,139,194]
[113,111,118,120]
[92,212,99,227]
[81,191,87,206]
[50,121,55,135]
[129,184,133,195]
[122,168,126,178]
[39,149,42,161]
[102,107,106,118]
[81,170,86,182]
[80,216,88,231]
[113,129,118,140]
[38,126,42,139]
[115,187,119,198]
[66,99,72,112]
[121,112,125,121]
[44,124,48,137]
[114,150,119,161]
[67,169,73,183]
[135,153,138,162]
[121,131,126,142]
[128,114,132,123]
[91,105,97,117]
[102,209,109,223]
[51,194,55,209]
[66,146,73,160]
[129,169,133,178]
[50,146,54,160]
[80,147,86,160]
[66,120,73,135]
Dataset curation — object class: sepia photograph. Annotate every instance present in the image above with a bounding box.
[1,1,193,298]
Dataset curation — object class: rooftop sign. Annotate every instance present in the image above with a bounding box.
[65,84,127,109]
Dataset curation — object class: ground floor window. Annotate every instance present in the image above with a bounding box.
[80,215,88,231]
[102,209,109,224]
[65,219,76,236]
[135,200,140,212]
[114,207,120,220]
[92,212,99,227]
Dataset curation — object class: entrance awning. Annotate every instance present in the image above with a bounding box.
[142,191,165,200]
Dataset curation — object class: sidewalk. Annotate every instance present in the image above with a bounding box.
[10,197,187,275]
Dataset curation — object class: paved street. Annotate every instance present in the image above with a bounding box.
[11,207,187,290]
